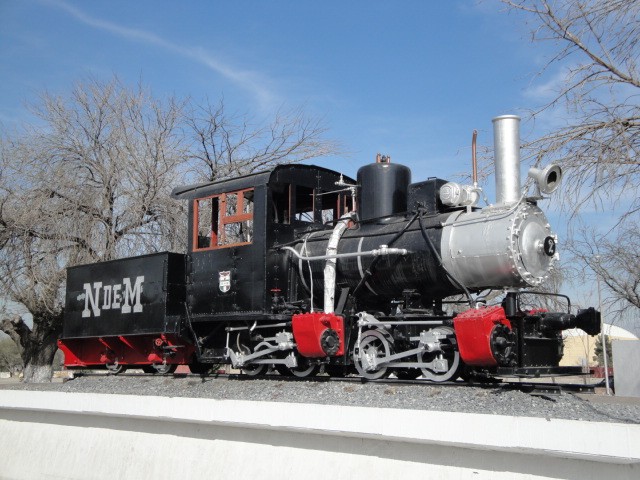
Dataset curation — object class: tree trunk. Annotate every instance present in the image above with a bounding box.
[22,363,54,383]
[1,314,62,383]
[21,332,59,383]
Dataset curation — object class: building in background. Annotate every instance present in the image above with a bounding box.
[562,324,638,369]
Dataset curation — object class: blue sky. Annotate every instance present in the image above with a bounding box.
[3,1,632,331]
[0,0,550,180]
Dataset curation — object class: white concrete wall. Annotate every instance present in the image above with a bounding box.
[613,340,640,397]
[0,390,638,480]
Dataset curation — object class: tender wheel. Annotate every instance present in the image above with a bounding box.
[417,326,460,382]
[353,329,392,380]
[105,361,125,375]
[152,363,177,375]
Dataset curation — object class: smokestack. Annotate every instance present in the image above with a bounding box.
[492,115,521,205]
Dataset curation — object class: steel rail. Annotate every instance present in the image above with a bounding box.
[68,370,596,395]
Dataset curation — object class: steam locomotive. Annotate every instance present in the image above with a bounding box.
[58,115,600,381]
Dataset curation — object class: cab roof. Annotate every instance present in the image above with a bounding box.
[170,164,354,200]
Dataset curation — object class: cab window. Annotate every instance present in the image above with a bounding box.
[272,183,354,225]
[193,188,254,250]
[294,186,315,222]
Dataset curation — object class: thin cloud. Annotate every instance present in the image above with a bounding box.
[523,69,569,102]
[45,0,277,107]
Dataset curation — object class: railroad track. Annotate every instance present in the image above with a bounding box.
[68,370,596,395]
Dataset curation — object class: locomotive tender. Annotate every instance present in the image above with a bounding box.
[59,115,600,380]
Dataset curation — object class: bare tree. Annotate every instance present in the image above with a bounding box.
[501,0,640,312]
[0,77,341,382]
[501,1,639,215]
[0,337,22,375]
[185,99,341,182]
[572,221,640,313]
[0,77,187,382]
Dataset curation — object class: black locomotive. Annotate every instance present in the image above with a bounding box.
[59,115,600,380]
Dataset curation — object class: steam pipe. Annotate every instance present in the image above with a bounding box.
[492,115,521,205]
[281,245,409,263]
[322,213,353,313]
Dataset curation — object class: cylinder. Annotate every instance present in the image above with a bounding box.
[492,115,521,205]
[357,162,411,221]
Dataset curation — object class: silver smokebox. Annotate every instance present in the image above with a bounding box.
[438,114,559,289]
[492,115,521,205]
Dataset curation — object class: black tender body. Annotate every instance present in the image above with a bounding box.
[64,252,186,339]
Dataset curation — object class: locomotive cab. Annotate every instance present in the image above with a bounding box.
[169,165,355,363]
[171,165,355,319]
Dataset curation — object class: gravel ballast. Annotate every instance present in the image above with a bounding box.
[2,375,639,424]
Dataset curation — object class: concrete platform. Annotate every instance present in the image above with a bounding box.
[0,390,638,479]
